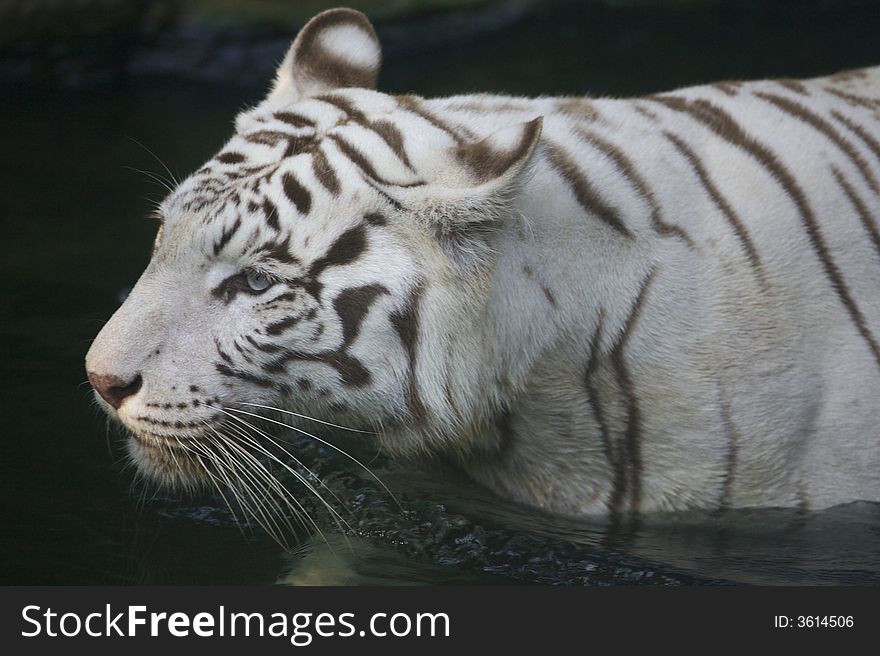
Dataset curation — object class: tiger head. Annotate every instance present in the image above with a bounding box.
[85,8,542,490]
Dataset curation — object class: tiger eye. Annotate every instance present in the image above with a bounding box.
[245,271,271,292]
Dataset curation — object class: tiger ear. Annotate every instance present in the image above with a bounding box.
[268,8,382,101]
[399,117,543,228]
[451,116,543,189]
[387,118,542,266]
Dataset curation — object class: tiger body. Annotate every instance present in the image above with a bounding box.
[431,72,880,515]
[86,8,880,522]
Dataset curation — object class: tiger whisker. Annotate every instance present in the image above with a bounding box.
[164,436,206,498]
[221,410,352,518]
[185,434,278,542]
[186,446,250,541]
[219,410,352,548]
[220,439,352,558]
[207,427,308,535]
[237,401,376,434]
[127,136,180,187]
[203,433,293,546]
[123,165,176,194]
[183,428,283,541]
[210,417,339,548]
[203,423,313,544]
[222,411,351,515]
[216,442,307,544]
[225,406,401,509]
[103,416,113,460]
[137,193,166,209]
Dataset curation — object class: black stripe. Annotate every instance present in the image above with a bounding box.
[217,152,246,164]
[308,225,367,278]
[245,334,283,353]
[576,126,693,247]
[270,292,299,304]
[245,130,294,146]
[663,130,766,283]
[261,197,280,231]
[389,281,427,423]
[494,405,515,455]
[282,172,312,215]
[274,111,315,128]
[831,165,880,259]
[315,93,370,125]
[831,110,880,169]
[754,91,880,196]
[265,316,302,336]
[215,362,277,389]
[317,94,415,170]
[215,341,233,365]
[543,140,634,239]
[556,98,601,122]
[282,134,318,159]
[612,271,656,514]
[824,87,880,110]
[717,393,740,511]
[633,104,660,122]
[262,346,371,388]
[368,119,415,170]
[830,68,869,83]
[454,118,541,184]
[364,212,387,226]
[231,339,255,365]
[397,95,474,144]
[608,268,657,518]
[712,82,741,97]
[328,134,425,188]
[333,284,390,347]
[363,177,404,211]
[311,146,341,195]
[254,237,297,265]
[776,79,809,95]
[584,311,613,464]
[302,225,368,300]
[212,216,242,256]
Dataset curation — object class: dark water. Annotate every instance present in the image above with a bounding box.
[3,1,880,585]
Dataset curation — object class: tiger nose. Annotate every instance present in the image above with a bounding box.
[87,372,143,409]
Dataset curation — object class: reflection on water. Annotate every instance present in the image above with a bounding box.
[271,435,880,586]
[3,1,880,585]
[281,505,880,586]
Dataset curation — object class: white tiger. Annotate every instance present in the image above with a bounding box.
[86,8,880,524]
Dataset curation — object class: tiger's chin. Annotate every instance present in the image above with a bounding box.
[124,429,218,492]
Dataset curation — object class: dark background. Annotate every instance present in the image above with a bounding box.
[2,0,880,585]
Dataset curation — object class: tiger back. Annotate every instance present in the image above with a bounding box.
[85,8,880,522]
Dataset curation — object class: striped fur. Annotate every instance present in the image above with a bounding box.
[86,9,880,518]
